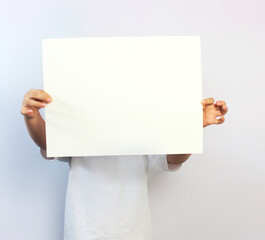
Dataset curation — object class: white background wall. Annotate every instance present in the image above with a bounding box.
[1,0,264,239]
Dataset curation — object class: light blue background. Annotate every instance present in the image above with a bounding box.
[1,0,264,239]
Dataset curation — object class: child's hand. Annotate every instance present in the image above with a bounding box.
[21,89,53,118]
[200,98,228,127]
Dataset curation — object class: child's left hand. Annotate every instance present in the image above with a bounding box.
[200,98,228,127]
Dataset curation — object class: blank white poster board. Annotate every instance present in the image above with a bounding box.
[42,36,203,157]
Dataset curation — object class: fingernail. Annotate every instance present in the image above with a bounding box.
[42,103,46,107]
[202,100,206,104]
[47,98,52,102]
[28,109,32,113]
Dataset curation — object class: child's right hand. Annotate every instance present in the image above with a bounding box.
[21,89,53,118]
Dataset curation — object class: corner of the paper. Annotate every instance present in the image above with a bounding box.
[46,151,53,158]
[42,39,48,48]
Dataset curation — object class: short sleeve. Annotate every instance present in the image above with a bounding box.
[40,148,71,163]
[146,154,182,178]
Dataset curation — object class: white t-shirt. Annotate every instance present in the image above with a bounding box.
[40,149,181,240]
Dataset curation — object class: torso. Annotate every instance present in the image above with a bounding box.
[64,155,153,240]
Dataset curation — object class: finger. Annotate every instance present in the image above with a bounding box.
[216,110,222,117]
[25,98,46,108]
[20,106,33,116]
[215,101,228,115]
[28,89,53,103]
[201,97,215,105]
[214,100,225,106]
[222,105,228,115]
[215,115,225,124]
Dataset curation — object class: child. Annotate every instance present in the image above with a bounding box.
[21,89,228,240]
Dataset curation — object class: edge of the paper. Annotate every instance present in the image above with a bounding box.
[40,35,201,41]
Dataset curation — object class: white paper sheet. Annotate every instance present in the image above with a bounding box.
[42,36,203,157]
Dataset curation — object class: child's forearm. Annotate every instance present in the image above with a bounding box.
[167,154,192,165]
[23,112,46,150]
